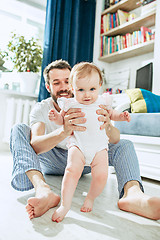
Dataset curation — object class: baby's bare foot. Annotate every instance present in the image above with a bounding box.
[52,205,69,223]
[26,186,60,219]
[80,196,94,212]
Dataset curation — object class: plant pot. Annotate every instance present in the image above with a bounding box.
[19,72,39,94]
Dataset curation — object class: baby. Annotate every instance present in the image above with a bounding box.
[48,62,130,222]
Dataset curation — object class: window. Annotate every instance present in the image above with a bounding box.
[0,0,46,70]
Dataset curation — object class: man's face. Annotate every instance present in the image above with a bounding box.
[46,68,73,101]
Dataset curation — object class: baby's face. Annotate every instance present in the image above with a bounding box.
[73,71,101,105]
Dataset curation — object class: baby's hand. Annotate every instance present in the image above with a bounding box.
[120,111,131,122]
[48,109,59,121]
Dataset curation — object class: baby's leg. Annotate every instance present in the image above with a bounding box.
[81,149,108,212]
[52,146,85,222]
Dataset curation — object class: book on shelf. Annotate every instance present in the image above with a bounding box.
[101,15,104,34]
[104,0,122,10]
[141,26,152,42]
[102,13,118,33]
[100,26,153,57]
[104,0,110,10]
[117,9,130,25]
[101,9,137,33]
[110,0,115,5]
[110,0,122,5]
[102,14,109,33]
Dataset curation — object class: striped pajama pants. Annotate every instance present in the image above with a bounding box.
[10,124,144,198]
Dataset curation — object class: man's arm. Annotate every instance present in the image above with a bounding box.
[30,122,67,154]
[96,105,120,144]
[30,108,86,155]
[105,122,120,144]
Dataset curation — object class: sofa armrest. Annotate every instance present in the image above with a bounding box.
[114,102,131,112]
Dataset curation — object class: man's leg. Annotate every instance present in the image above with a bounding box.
[25,170,60,219]
[108,139,160,220]
[10,124,91,219]
[10,124,65,218]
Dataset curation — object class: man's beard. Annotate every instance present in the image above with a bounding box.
[51,89,74,103]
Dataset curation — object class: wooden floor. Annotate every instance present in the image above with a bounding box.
[1,151,160,240]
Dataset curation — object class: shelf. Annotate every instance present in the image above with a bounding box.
[99,40,154,63]
[101,10,156,37]
[101,0,140,15]
[0,89,38,98]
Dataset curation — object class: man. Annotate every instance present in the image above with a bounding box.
[10,60,160,220]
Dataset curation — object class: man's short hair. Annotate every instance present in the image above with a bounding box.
[43,59,71,84]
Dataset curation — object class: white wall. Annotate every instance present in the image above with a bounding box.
[93,0,158,94]
[153,0,160,94]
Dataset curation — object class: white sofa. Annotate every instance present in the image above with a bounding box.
[118,133,160,181]
[113,94,160,181]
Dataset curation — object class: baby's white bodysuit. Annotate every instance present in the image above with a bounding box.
[58,93,112,165]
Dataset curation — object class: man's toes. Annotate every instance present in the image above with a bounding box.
[27,209,34,215]
[27,209,34,219]
[29,213,35,219]
[26,204,33,211]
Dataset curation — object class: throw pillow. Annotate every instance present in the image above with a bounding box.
[126,88,160,113]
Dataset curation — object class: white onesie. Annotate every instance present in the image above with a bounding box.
[58,93,112,166]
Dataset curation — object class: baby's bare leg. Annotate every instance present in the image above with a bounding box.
[81,149,108,212]
[52,147,85,222]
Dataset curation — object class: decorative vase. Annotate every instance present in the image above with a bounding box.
[19,72,39,94]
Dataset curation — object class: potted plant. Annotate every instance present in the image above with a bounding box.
[7,32,43,93]
[0,49,8,72]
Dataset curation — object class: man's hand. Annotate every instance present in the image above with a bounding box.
[63,108,86,136]
[96,104,111,130]
[97,104,120,144]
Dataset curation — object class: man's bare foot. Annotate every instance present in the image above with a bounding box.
[118,185,160,220]
[52,205,69,223]
[26,185,60,219]
[80,196,94,212]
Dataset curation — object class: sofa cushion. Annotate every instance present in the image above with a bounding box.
[126,88,160,113]
[114,113,160,137]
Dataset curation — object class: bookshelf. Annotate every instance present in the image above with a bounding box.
[101,0,139,15]
[99,0,156,63]
[99,39,154,63]
[101,11,156,37]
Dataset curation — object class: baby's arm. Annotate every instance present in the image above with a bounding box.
[108,109,131,122]
[48,109,64,125]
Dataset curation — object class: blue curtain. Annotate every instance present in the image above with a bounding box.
[38,0,96,101]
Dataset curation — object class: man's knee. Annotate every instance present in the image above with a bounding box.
[119,139,134,148]
[11,123,31,141]
[11,123,30,135]
[10,123,31,152]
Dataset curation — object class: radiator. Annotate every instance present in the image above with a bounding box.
[3,98,36,143]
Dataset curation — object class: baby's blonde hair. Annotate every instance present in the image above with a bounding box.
[69,62,103,86]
